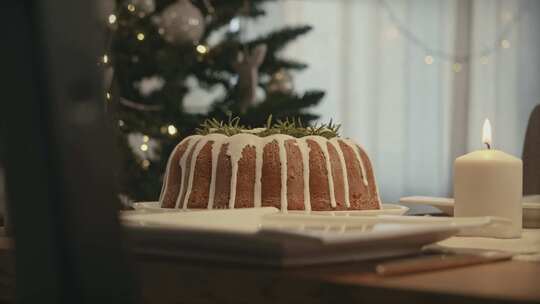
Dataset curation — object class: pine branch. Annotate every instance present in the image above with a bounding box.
[262,58,308,73]
[247,25,313,54]
[297,90,326,107]
[192,69,233,90]
[238,90,324,126]
[202,40,241,73]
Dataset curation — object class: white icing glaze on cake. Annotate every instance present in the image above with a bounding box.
[276,135,292,212]
[182,137,209,209]
[225,133,264,208]
[253,143,263,208]
[304,136,337,208]
[159,141,184,200]
[161,132,378,211]
[329,138,350,208]
[206,134,227,209]
[174,135,202,208]
[341,138,368,186]
[295,139,312,212]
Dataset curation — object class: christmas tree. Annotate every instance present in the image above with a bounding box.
[102,0,324,201]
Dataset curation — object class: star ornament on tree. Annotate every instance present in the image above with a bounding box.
[232,44,267,113]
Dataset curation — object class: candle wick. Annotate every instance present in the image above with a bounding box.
[485,142,491,150]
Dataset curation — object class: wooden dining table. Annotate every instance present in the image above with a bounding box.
[135,254,539,304]
[1,232,539,304]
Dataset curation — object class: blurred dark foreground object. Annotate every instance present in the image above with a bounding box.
[523,104,540,195]
[0,1,138,303]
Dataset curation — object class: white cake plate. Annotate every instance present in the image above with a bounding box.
[131,201,409,216]
[121,207,492,266]
[399,195,540,228]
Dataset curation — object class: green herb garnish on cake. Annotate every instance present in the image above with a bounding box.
[196,115,341,139]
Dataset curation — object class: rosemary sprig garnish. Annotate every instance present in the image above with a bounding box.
[196,116,341,138]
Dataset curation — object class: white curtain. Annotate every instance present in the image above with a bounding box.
[248,0,540,203]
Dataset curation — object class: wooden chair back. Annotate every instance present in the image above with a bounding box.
[523,104,540,195]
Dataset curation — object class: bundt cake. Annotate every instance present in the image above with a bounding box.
[159,120,381,211]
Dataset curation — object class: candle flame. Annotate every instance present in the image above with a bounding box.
[482,119,492,149]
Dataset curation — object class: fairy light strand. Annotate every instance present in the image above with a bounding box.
[380,0,523,64]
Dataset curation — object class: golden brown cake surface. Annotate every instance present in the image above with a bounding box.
[160,132,381,211]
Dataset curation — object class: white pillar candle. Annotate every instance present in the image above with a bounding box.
[454,119,522,238]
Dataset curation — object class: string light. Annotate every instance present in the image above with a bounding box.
[381,0,520,64]
[452,63,462,73]
[140,143,149,152]
[102,54,109,64]
[167,125,178,136]
[136,32,145,41]
[141,159,150,169]
[501,39,511,49]
[424,55,434,65]
[127,3,136,12]
[142,135,150,142]
[196,44,208,54]
[118,120,125,127]
[106,92,111,100]
[108,14,117,24]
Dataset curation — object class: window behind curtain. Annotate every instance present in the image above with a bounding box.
[185,0,540,202]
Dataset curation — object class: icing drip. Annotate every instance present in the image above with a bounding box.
[229,164,238,208]
[182,138,209,209]
[329,138,350,208]
[306,136,337,208]
[206,134,227,209]
[158,136,189,205]
[225,134,262,209]
[175,135,202,208]
[296,139,312,212]
[254,144,263,208]
[341,139,368,186]
[277,137,289,212]
[165,132,374,212]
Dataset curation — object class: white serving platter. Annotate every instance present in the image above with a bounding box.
[399,195,540,228]
[121,207,491,266]
[131,201,409,216]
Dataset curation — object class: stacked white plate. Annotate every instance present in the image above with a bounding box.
[122,204,494,266]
